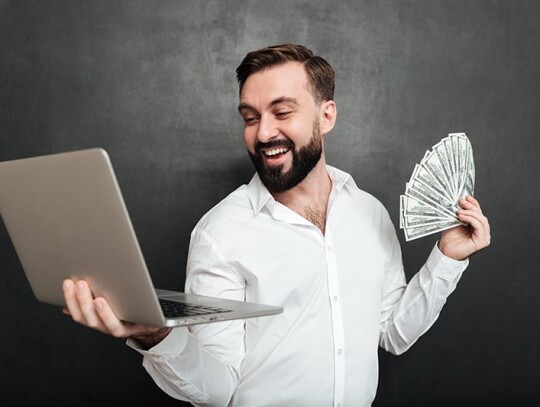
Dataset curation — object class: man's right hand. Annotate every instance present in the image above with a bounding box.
[62,279,171,349]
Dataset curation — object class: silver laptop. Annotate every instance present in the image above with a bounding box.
[0,148,283,327]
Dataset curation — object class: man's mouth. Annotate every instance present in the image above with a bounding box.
[263,147,290,158]
[254,140,294,166]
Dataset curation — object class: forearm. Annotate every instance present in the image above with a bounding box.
[128,226,246,404]
[379,243,468,355]
[128,323,243,406]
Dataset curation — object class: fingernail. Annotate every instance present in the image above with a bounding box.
[95,300,103,312]
[76,281,84,292]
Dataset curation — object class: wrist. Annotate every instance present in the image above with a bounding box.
[437,240,467,261]
[131,327,172,350]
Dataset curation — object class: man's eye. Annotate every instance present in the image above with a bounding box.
[243,116,258,124]
[276,111,291,119]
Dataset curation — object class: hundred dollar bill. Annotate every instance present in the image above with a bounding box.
[454,133,475,200]
[400,132,476,242]
[401,193,450,217]
[411,163,454,203]
[420,150,453,201]
[432,140,456,200]
[455,133,472,200]
[400,193,459,221]
[403,219,461,242]
[454,133,468,197]
[443,137,459,199]
[405,175,458,214]
[467,138,475,195]
[461,149,475,199]
[451,134,462,194]
[404,213,453,228]
[400,195,448,229]
[400,194,464,230]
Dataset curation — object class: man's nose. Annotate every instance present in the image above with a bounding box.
[257,115,279,143]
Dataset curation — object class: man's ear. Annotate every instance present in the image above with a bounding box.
[319,100,337,135]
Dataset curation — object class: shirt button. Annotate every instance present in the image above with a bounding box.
[337,404,342,407]
[326,244,332,252]
[333,295,338,302]
[338,349,343,355]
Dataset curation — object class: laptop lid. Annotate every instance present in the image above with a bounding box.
[0,148,283,327]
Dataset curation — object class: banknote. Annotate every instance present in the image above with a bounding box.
[400,132,475,241]
[403,219,462,242]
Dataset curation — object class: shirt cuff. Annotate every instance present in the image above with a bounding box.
[426,242,469,282]
[127,326,190,357]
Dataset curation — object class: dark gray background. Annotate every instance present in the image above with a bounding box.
[1,0,538,405]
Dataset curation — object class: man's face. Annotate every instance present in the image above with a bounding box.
[238,62,324,193]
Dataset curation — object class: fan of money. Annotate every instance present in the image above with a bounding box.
[399,132,475,241]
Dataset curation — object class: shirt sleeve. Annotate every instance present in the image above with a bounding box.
[126,226,247,406]
[378,229,469,355]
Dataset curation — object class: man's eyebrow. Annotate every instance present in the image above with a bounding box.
[269,96,299,107]
[237,102,255,113]
[238,97,300,113]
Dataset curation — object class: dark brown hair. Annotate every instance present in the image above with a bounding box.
[235,43,335,103]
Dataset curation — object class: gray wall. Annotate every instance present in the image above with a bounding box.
[1,0,538,405]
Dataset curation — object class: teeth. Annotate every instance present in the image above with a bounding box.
[264,148,289,156]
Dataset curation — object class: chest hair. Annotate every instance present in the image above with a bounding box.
[293,203,327,234]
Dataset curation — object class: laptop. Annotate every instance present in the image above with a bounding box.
[0,148,283,327]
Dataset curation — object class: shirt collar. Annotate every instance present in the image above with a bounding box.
[246,165,357,216]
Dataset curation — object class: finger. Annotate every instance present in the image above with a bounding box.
[458,208,489,228]
[93,297,159,337]
[63,279,83,321]
[93,297,131,337]
[75,280,102,328]
[466,195,480,205]
[459,212,485,231]
[457,210,491,245]
[459,196,482,213]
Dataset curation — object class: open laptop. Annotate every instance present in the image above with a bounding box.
[0,148,283,327]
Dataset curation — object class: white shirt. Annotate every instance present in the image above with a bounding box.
[128,166,468,406]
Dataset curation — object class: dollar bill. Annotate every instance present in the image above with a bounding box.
[455,133,468,199]
[399,194,459,232]
[421,150,453,200]
[411,163,454,203]
[403,219,461,241]
[400,132,475,241]
[432,140,456,199]
[405,177,459,215]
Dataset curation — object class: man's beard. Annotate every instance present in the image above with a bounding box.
[248,124,323,193]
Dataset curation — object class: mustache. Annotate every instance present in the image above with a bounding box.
[254,139,295,154]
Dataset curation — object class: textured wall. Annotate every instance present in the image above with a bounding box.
[1,1,538,405]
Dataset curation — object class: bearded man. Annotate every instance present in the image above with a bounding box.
[63,44,491,406]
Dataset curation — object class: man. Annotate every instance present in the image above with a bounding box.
[63,44,491,406]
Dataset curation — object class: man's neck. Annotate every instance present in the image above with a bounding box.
[272,159,332,234]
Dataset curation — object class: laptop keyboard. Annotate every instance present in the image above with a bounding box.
[159,299,232,318]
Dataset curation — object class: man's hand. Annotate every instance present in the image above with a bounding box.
[439,195,491,261]
[62,279,171,348]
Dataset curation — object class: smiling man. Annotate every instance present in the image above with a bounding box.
[63,44,491,406]
[238,59,336,232]
[239,62,331,193]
